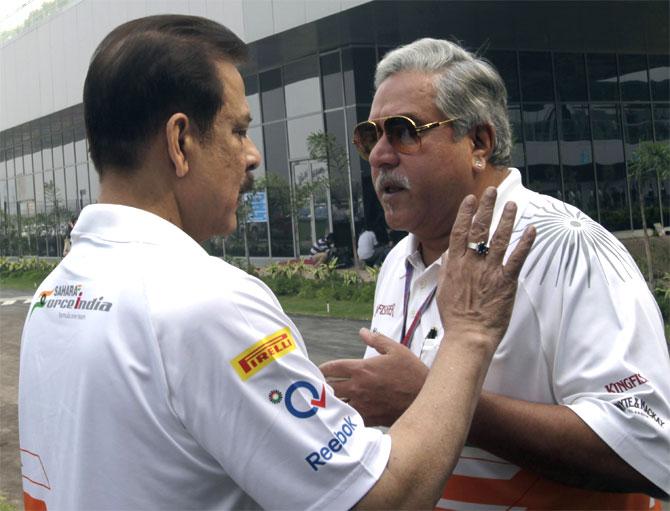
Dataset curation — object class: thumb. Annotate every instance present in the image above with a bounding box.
[359,328,398,355]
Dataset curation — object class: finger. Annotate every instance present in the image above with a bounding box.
[329,379,356,399]
[448,194,478,256]
[468,187,497,247]
[358,328,399,355]
[319,358,363,378]
[503,225,536,280]
[487,201,517,265]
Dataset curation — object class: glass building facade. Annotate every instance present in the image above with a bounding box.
[1,0,668,260]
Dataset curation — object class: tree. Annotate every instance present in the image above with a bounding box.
[628,141,670,287]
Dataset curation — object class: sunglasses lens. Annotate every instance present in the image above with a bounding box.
[385,116,419,153]
[353,122,379,160]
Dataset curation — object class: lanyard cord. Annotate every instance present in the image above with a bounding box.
[401,260,438,348]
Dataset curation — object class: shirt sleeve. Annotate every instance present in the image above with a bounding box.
[157,267,391,510]
[538,233,670,494]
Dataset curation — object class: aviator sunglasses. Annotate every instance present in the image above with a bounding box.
[352,115,458,161]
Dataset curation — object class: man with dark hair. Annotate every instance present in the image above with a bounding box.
[18,16,534,510]
[321,37,670,509]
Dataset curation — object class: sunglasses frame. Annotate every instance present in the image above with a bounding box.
[352,115,459,160]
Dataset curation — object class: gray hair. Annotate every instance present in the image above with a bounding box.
[375,38,512,166]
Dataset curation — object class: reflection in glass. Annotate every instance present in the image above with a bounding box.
[343,47,375,105]
[555,53,587,102]
[284,56,321,117]
[41,118,53,170]
[591,105,629,230]
[263,122,289,180]
[559,105,597,219]
[508,105,525,172]
[649,55,670,101]
[623,104,658,229]
[287,114,324,160]
[321,52,344,110]
[588,54,619,101]
[654,104,670,142]
[619,55,650,101]
[487,51,520,102]
[260,68,285,122]
[519,52,554,102]
[65,167,78,211]
[523,104,561,198]
[244,75,261,124]
[248,126,265,178]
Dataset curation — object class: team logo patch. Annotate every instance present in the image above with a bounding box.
[230,327,296,381]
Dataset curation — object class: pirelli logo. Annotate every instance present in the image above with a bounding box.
[231,327,296,381]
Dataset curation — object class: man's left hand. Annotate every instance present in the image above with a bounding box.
[319,328,428,426]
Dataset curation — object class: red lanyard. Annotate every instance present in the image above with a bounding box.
[401,260,437,348]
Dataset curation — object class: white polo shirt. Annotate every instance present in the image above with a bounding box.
[367,168,670,509]
[19,204,390,511]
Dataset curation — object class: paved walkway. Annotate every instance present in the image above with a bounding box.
[0,287,370,509]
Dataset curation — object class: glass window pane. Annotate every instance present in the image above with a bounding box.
[41,118,53,170]
[244,75,262,126]
[52,117,64,168]
[6,148,15,178]
[555,53,587,102]
[487,50,520,103]
[62,110,75,166]
[321,52,344,110]
[260,68,285,122]
[352,47,376,105]
[655,104,670,142]
[23,127,34,174]
[519,52,554,102]
[623,104,656,229]
[588,54,619,101]
[14,130,24,175]
[619,55,650,101]
[508,105,525,171]
[559,105,597,219]
[523,104,561,198]
[342,48,356,105]
[284,56,321,117]
[324,110,354,241]
[65,166,78,211]
[248,126,265,178]
[262,122,289,180]
[287,114,324,160]
[649,55,670,102]
[591,105,629,231]
[76,164,91,208]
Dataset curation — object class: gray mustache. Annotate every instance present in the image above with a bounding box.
[374,172,411,194]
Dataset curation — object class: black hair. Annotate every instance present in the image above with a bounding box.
[83,15,248,173]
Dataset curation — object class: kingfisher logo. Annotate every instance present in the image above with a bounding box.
[230,327,296,381]
[270,380,327,418]
[29,284,113,319]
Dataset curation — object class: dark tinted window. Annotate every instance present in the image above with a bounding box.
[555,53,587,102]
[522,104,561,197]
[519,52,554,102]
[649,55,670,101]
[487,51,520,102]
[321,52,344,110]
[260,68,285,122]
[619,55,650,101]
[588,54,619,101]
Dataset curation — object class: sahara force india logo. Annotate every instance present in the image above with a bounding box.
[29,284,114,319]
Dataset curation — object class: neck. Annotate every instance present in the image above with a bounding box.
[417,166,511,266]
[97,161,181,229]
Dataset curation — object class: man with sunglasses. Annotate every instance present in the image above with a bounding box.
[321,38,670,508]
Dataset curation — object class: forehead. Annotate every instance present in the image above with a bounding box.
[369,71,440,120]
[215,60,248,118]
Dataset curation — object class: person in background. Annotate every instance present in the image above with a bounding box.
[321,37,670,509]
[357,222,389,267]
[309,231,335,265]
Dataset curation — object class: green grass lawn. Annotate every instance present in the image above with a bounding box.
[277,295,372,321]
[0,270,48,292]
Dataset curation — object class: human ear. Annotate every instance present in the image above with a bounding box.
[470,124,495,171]
[166,113,192,178]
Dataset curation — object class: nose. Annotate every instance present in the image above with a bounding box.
[246,139,262,171]
[368,130,399,171]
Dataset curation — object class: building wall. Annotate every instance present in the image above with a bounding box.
[0,0,668,259]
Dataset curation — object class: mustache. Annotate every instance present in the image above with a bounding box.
[374,172,411,194]
[239,172,255,194]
